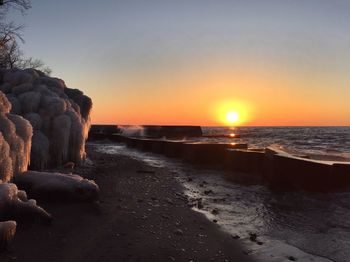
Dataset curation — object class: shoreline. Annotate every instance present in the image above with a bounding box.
[95,142,337,262]
[0,144,253,262]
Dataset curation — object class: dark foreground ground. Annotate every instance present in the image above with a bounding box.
[0,144,255,262]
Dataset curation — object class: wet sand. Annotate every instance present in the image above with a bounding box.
[0,144,254,262]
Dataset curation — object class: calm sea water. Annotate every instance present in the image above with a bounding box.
[96,126,350,262]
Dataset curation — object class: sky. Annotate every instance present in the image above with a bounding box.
[11,0,350,126]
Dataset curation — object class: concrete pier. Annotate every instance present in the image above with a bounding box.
[88,131,350,192]
[163,140,186,158]
[125,137,139,148]
[263,147,350,191]
[142,125,203,138]
[182,142,248,167]
[225,149,265,174]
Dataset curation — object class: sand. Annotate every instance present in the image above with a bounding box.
[0,144,255,262]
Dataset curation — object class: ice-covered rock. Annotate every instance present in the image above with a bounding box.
[15,171,99,202]
[0,91,11,113]
[0,91,32,182]
[0,133,12,183]
[0,68,92,170]
[30,131,49,171]
[0,183,51,224]
[0,221,16,251]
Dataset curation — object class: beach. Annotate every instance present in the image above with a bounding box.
[0,143,254,262]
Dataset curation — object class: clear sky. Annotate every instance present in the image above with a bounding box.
[12,0,350,126]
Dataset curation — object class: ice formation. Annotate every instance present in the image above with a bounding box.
[0,69,95,251]
[0,91,32,182]
[0,68,92,170]
[0,221,16,251]
[15,171,99,202]
[0,183,52,224]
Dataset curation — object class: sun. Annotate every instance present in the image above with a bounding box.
[226,111,239,124]
[212,100,252,126]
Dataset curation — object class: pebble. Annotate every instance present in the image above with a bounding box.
[174,229,184,236]
[211,208,219,215]
[165,198,175,205]
[162,214,170,219]
[249,233,257,242]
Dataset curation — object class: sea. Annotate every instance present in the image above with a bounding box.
[96,126,350,262]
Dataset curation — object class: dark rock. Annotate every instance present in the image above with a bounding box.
[211,208,219,215]
[174,229,184,235]
[249,233,257,242]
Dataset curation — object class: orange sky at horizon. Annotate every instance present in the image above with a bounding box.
[88,64,350,127]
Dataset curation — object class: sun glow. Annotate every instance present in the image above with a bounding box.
[212,100,252,126]
[226,112,239,124]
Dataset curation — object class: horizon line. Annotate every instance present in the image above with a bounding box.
[91,123,350,128]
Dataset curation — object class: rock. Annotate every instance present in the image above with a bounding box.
[63,162,75,170]
[14,171,99,202]
[197,200,204,209]
[249,233,257,242]
[165,198,174,205]
[174,229,184,236]
[211,208,219,215]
